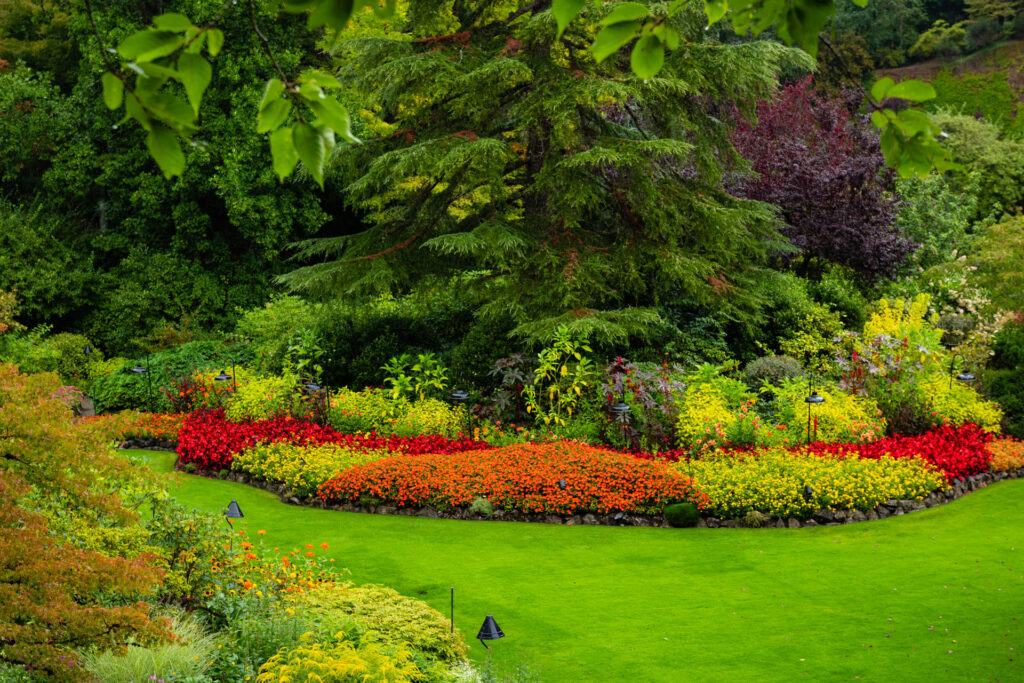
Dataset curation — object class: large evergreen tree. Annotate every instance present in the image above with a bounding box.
[283,0,809,341]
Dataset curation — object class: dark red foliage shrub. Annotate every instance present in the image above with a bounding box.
[731,77,913,279]
[807,424,992,482]
[176,410,491,471]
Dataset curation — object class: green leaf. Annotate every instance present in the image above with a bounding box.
[125,94,152,131]
[142,92,196,131]
[870,77,894,103]
[891,109,935,137]
[630,34,664,79]
[293,122,329,187]
[553,0,586,39]
[601,2,649,26]
[299,70,342,89]
[145,123,186,179]
[101,72,123,110]
[269,127,299,182]
[177,53,212,117]
[259,79,286,111]
[309,97,359,142]
[117,30,184,62]
[257,98,291,133]
[704,0,727,24]
[591,21,642,63]
[152,13,193,31]
[658,25,680,51]
[886,79,936,103]
[870,110,889,130]
[207,29,225,57]
[308,0,355,31]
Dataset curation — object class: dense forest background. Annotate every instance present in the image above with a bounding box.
[0,0,1021,390]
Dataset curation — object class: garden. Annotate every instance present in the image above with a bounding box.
[2,0,1024,680]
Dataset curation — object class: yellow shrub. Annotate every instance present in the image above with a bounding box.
[224,373,300,422]
[676,387,737,446]
[863,294,943,352]
[233,443,390,497]
[769,379,887,446]
[988,439,1024,472]
[328,387,409,434]
[675,448,944,519]
[915,372,1002,433]
[392,398,465,438]
[256,632,420,683]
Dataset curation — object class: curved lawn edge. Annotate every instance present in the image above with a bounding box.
[163,453,1024,529]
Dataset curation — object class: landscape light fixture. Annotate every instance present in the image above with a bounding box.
[83,344,92,356]
[214,370,231,382]
[131,352,153,411]
[223,500,244,551]
[948,353,976,390]
[476,615,505,656]
[558,479,567,491]
[449,388,471,435]
[803,484,814,502]
[610,392,631,423]
[804,376,825,446]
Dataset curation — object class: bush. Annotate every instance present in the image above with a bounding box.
[468,497,494,517]
[224,373,301,422]
[209,610,311,683]
[328,387,408,434]
[965,18,1003,52]
[676,448,945,519]
[675,363,755,450]
[913,372,1003,433]
[743,355,804,390]
[767,377,887,445]
[292,583,469,664]
[392,398,464,439]
[988,438,1024,472]
[233,442,392,497]
[664,502,700,528]
[44,332,97,386]
[318,442,710,515]
[234,295,322,375]
[255,632,420,683]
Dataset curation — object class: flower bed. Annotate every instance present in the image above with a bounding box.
[988,438,1024,472]
[808,423,992,482]
[318,442,709,515]
[176,409,490,471]
[233,442,393,497]
[78,411,185,443]
[675,448,945,519]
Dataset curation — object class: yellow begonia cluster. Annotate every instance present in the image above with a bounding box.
[675,448,944,519]
[233,442,390,497]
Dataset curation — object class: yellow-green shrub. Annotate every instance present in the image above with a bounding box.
[328,387,408,434]
[914,372,1002,433]
[391,398,465,439]
[863,294,944,354]
[768,378,887,445]
[675,363,755,451]
[255,632,420,683]
[290,584,468,664]
[233,443,390,497]
[675,448,944,519]
[224,373,300,422]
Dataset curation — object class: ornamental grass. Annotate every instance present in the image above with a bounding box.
[318,442,709,515]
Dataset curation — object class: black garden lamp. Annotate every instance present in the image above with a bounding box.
[83,344,92,356]
[214,369,231,383]
[214,362,238,393]
[948,353,976,390]
[610,392,632,422]
[448,388,471,436]
[804,377,825,446]
[803,484,814,502]
[476,615,505,657]
[223,499,244,551]
[131,352,153,412]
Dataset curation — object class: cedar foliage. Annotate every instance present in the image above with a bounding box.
[0,364,168,679]
[281,0,810,342]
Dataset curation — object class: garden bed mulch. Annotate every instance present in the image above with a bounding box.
[171,460,1024,530]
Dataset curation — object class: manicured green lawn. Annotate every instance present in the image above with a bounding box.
[130,450,1023,682]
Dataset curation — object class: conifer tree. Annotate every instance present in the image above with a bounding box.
[280,0,810,341]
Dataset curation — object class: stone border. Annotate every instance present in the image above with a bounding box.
[120,437,178,451]
[172,461,1024,529]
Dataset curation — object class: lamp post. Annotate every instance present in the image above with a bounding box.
[223,499,243,551]
[948,353,976,390]
[449,388,471,436]
[131,352,152,412]
[805,376,825,446]
[476,614,505,662]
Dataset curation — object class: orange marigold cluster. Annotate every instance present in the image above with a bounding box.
[318,441,709,515]
[988,438,1024,472]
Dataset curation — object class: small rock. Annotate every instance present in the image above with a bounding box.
[911,501,926,512]
[803,519,818,527]
[568,515,582,526]
[787,518,801,529]
[849,510,867,523]
[582,514,599,525]
[545,515,563,525]
[378,505,397,516]
[814,509,835,524]
[721,519,738,528]
[696,518,708,529]
[416,507,438,518]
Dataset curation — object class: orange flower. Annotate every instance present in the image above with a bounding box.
[257,529,266,535]
[320,543,329,550]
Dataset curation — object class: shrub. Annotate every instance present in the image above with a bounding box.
[291,583,469,663]
[676,448,945,519]
[675,363,755,450]
[234,295,322,375]
[209,610,311,683]
[664,502,700,528]
[255,632,420,683]
[762,378,887,446]
[224,373,302,423]
[81,614,219,683]
[987,368,1024,437]
[318,442,709,515]
[44,332,97,387]
[391,398,464,439]
[809,423,992,481]
[233,442,392,497]
[913,372,1002,433]
[777,301,846,375]
[468,497,494,517]
[328,387,408,434]
[743,355,804,390]
[988,439,1024,472]
[78,412,186,442]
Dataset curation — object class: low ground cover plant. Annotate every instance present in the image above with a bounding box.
[318,442,709,515]
[675,448,945,519]
[233,442,393,497]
